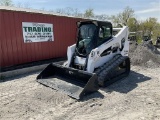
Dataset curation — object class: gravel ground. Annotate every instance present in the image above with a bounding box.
[129,42,160,68]
[0,66,160,120]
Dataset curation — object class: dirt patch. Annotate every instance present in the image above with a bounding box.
[0,66,160,120]
[129,42,160,68]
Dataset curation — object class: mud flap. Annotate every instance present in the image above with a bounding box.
[37,63,99,99]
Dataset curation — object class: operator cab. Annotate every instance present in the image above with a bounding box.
[76,21,112,57]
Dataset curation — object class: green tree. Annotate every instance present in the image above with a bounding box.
[84,8,94,18]
[139,18,158,36]
[110,6,134,26]
[139,17,160,43]
[0,0,13,6]
[127,17,139,32]
[152,22,160,44]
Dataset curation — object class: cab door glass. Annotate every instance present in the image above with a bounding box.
[98,26,112,46]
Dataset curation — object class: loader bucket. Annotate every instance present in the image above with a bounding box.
[37,63,99,99]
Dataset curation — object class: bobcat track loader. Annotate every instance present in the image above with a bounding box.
[37,21,130,99]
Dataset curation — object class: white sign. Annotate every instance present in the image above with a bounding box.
[22,22,54,43]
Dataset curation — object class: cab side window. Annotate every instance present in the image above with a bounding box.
[97,26,112,46]
[103,26,111,38]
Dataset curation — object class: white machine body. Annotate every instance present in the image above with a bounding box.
[64,26,129,73]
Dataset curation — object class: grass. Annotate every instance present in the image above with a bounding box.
[137,39,142,44]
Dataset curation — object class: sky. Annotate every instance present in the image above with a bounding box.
[12,0,160,22]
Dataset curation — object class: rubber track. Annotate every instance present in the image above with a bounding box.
[94,54,129,86]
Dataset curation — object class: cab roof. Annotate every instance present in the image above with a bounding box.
[77,20,112,28]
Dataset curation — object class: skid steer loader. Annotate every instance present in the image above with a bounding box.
[37,20,130,99]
